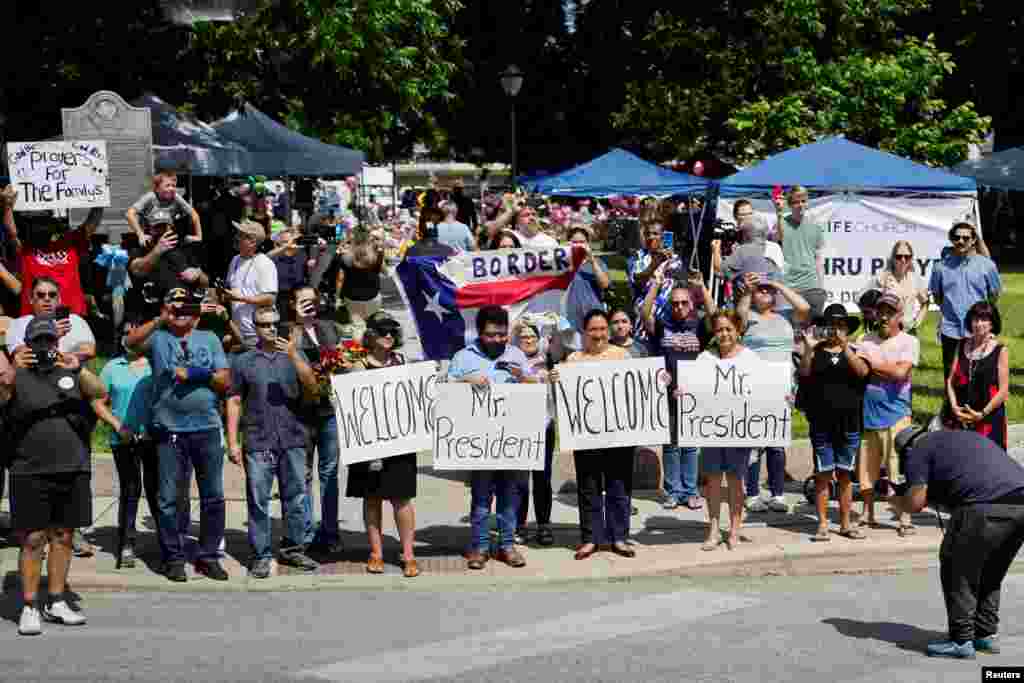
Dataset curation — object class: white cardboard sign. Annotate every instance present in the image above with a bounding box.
[7,140,110,210]
[676,358,792,447]
[554,357,671,450]
[330,361,440,465]
[432,383,548,470]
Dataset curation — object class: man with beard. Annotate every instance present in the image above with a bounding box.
[856,292,920,534]
[448,305,531,570]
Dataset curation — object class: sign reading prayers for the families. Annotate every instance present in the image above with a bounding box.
[676,359,792,447]
[330,361,440,465]
[7,140,110,210]
[555,358,671,451]
[433,383,548,471]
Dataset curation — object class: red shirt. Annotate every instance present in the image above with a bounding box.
[19,230,89,316]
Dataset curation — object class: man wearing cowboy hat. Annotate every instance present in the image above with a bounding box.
[896,424,1024,658]
[224,220,278,348]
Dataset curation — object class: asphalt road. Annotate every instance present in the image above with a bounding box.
[1,570,1021,683]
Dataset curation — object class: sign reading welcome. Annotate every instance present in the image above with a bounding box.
[7,140,110,210]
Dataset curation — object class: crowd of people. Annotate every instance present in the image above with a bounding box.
[0,176,1011,640]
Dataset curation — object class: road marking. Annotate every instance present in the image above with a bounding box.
[299,589,760,682]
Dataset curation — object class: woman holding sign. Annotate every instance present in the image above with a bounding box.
[685,311,761,551]
[550,309,636,560]
[347,313,420,578]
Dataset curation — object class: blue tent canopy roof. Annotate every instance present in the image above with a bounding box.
[524,148,710,197]
[718,136,976,195]
[212,103,364,177]
[953,147,1024,192]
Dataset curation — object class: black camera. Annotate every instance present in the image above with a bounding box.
[712,220,740,255]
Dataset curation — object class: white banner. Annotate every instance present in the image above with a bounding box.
[432,383,548,470]
[7,140,110,210]
[718,195,976,309]
[330,361,440,465]
[676,358,792,447]
[555,357,671,450]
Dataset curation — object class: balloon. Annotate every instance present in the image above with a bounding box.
[693,161,705,176]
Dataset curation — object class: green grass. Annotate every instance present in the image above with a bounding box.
[604,255,1024,439]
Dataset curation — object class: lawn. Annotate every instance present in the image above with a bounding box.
[603,255,1024,439]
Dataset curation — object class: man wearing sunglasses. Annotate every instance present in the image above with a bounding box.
[227,307,321,578]
[929,222,1001,379]
[125,288,231,582]
[7,276,95,363]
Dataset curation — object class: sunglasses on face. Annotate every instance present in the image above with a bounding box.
[894,254,912,260]
[952,234,973,243]
[34,291,59,300]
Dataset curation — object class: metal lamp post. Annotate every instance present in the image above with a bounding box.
[499,65,524,190]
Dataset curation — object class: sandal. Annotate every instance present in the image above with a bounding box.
[838,528,867,540]
[700,536,720,551]
[811,529,831,542]
[366,556,385,574]
[402,559,420,578]
[898,524,917,537]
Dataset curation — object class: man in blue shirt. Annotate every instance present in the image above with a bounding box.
[227,307,320,579]
[435,201,476,252]
[448,305,530,570]
[125,288,231,583]
[929,221,1001,379]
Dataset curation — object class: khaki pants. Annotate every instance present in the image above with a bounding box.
[858,416,912,490]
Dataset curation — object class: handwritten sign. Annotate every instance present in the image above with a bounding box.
[7,140,110,210]
[676,359,792,447]
[555,358,671,450]
[433,384,548,470]
[330,361,440,465]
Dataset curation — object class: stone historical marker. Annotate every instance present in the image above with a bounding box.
[62,90,152,236]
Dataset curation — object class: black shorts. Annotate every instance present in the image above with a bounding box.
[10,472,92,531]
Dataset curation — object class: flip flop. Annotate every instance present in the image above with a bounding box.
[839,528,867,540]
[898,524,917,537]
[811,529,831,542]
[701,538,720,551]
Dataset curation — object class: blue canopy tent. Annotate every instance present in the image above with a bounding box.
[953,147,1024,192]
[130,94,253,176]
[718,136,976,196]
[524,148,711,197]
[212,104,364,177]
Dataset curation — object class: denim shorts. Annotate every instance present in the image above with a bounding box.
[811,431,861,473]
[702,447,750,475]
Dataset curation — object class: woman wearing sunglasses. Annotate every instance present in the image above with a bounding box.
[346,312,420,577]
[861,241,929,334]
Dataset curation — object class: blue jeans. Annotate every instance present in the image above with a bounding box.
[304,415,341,545]
[746,447,786,498]
[157,429,225,564]
[662,445,700,500]
[246,448,307,561]
[469,471,523,553]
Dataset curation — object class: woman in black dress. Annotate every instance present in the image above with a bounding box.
[347,312,420,577]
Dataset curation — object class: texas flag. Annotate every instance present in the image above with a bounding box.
[393,245,585,360]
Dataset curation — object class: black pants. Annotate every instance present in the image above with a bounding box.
[574,448,634,545]
[941,335,962,382]
[517,422,556,528]
[111,441,163,551]
[940,503,1024,641]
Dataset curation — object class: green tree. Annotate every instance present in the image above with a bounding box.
[611,1,990,167]
[183,0,463,161]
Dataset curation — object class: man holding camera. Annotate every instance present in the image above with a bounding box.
[125,288,231,582]
[896,425,1024,659]
[227,307,320,578]
[3,314,107,635]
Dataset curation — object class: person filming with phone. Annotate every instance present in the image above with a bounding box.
[7,277,96,364]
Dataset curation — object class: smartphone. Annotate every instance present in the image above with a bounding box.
[55,305,71,321]
[277,323,292,339]
[662,232,675,250]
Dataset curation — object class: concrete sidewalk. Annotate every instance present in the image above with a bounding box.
[0,448,976,593]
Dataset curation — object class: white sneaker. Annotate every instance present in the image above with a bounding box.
[18,605,41,636]
[43,600,86,626]
[768,496,789,512]
[746,496,769,512]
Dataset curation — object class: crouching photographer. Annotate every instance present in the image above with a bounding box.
[3,314,106,636]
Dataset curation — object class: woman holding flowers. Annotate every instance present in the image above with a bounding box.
[346,312,420,577]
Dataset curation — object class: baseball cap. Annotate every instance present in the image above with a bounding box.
[25,314,59,342]
[233,219,267,243]
[894,424,927,456]
[877,292,902,311]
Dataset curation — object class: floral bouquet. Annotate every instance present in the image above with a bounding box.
[314,343,367,397]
